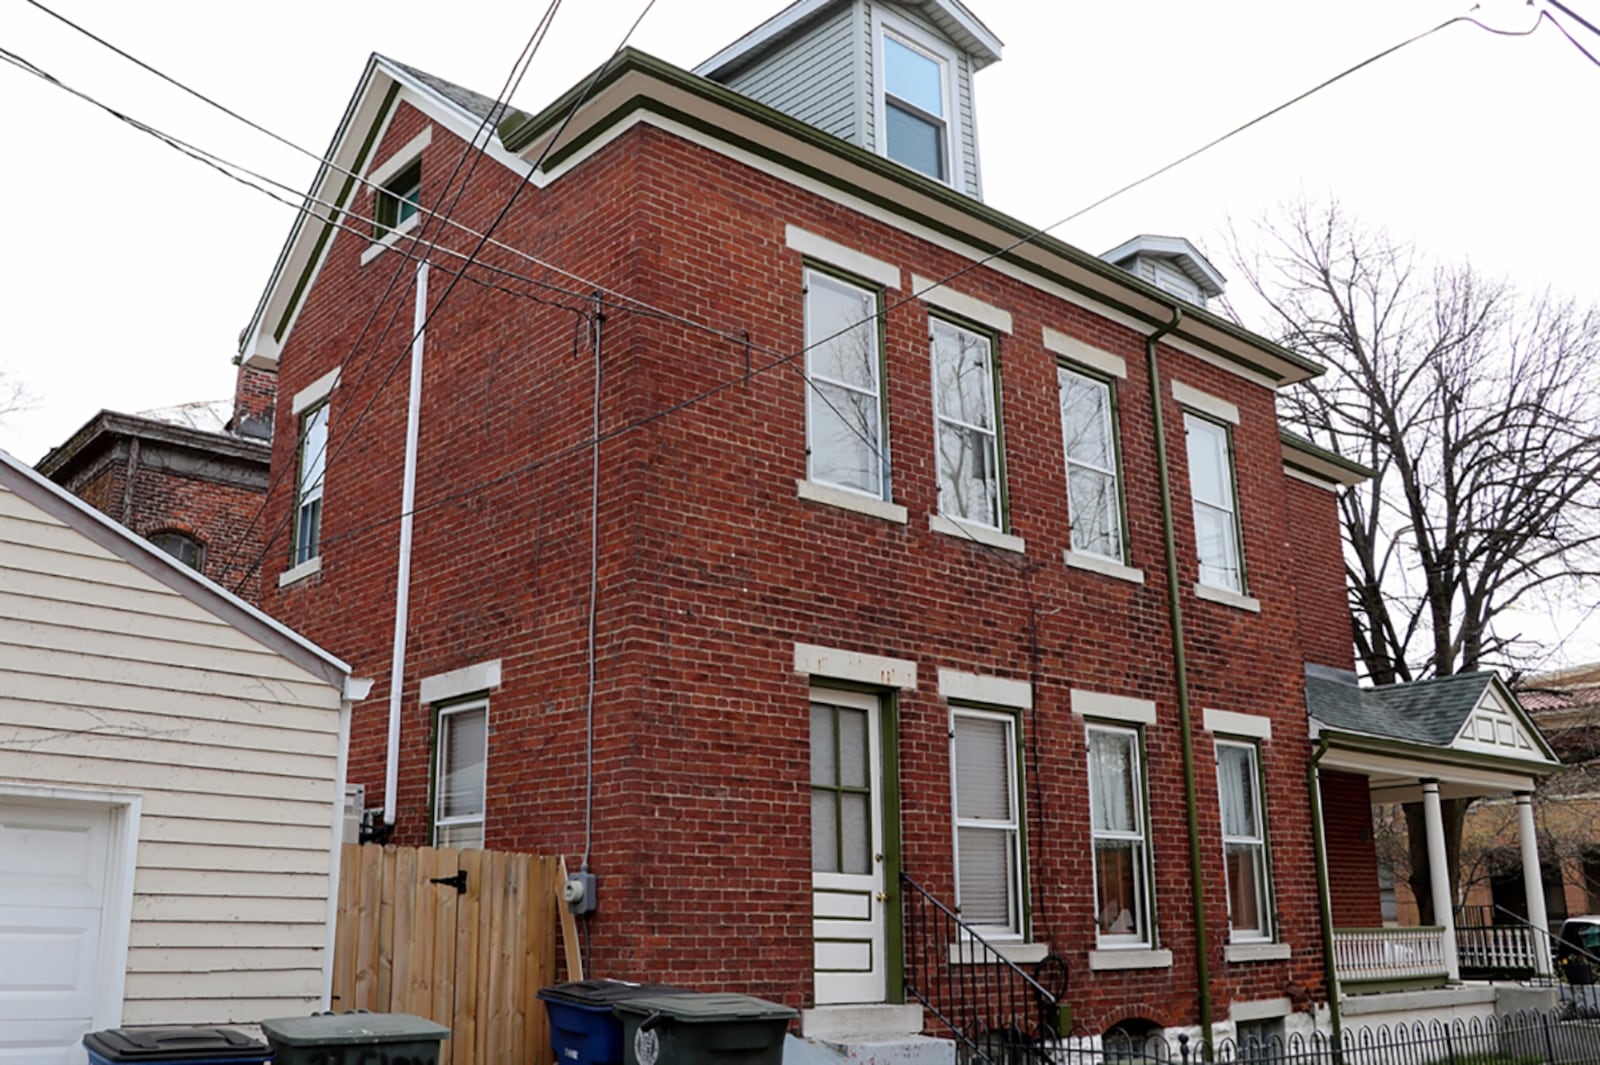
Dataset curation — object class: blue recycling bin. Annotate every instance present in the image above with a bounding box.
[538,979,688,1065]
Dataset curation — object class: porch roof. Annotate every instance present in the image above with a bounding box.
[1305,665,1559,798]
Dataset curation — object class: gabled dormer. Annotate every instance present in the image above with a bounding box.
[1101,234,1227,309]
[696,0,1001,199]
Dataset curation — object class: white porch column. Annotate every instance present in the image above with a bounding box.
[1421,780,1460,981]
[1516,791,1553,975]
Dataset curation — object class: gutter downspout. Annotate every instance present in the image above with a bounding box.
[1145,305,1215,1045]
[1307,734,1343,1046]
[384,260,429,826]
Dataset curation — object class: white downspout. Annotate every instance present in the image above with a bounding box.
[385,261,428,826]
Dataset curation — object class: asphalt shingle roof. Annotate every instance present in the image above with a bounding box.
[1305,666,1496,747]
[381,57,510,126]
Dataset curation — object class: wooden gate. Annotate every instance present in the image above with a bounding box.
[331,844,560,1065]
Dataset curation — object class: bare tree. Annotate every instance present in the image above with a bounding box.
[0,368,37,429]
[1231,200,1600,918]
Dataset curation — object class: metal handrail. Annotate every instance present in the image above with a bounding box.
[899,870,1067,1063]
[1458,903,1600,986]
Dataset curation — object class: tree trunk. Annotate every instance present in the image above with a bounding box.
[1402,797,1470,924]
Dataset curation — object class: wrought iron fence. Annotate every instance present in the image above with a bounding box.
[1456,904,1542,979]
[1036,1010,1600,1065]
[900,870,1069,1063]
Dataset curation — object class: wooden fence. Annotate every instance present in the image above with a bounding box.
[332,844,561,1065]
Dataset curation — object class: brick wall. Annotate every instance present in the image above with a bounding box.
[1286,479,1355,671]
[1319,770,1382,927]
[260,103,1338,1028]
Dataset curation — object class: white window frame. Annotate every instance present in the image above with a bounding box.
[804,267,889,500]
[930,315,1003,530]
[434,698,488,849]
[1058,364,1126,564]
[949,706,1024,940]
[873,14,959,185]
[1086,722,1152,948]
[292,400,328,568]
[1184,411,1245,594]
[1216,739,1272,942]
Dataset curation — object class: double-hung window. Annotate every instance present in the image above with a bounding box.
[931,318,1002,529]
[804,268,887,498]
[1087,724,1150,945]
[951,708,1024,937]
[1184,413,1244,592]
[1216,740,1271,940]
[1059,366,1124,561]
[881,29,951,181]
[293,402,329,566]
[376,160,422,238]
[434,699,487,849]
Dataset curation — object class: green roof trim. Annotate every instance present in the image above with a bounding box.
[1281,429,1375,483]
[273,80,401,344]
[498,49,1323,385]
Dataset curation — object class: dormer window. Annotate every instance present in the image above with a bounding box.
[881,29,952,182]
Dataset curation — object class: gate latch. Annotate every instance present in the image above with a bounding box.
[429,870,468,894]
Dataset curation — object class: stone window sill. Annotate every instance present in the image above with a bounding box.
[1226,941,1292,963]
[1088,947,1173,971]
[1194,582,1261,613]
[278,556,322,588]
[948,940,1049,965]
[796,479,907,524]
[1064,550,1144,584]
[929,513,1025,553]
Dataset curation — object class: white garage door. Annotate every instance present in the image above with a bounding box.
[0,801,114,1065]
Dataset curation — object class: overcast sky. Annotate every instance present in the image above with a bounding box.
[2,0,1595,664]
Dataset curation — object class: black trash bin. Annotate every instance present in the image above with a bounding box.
[84,1028,272,1065]
[612,993,795,1065]
[537,979,689,1065]
[260,1013,450,1065]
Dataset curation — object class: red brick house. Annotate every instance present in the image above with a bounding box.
[234,0,1558,1054]
[37,365,276,601]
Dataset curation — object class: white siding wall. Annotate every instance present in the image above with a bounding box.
[725,4,859,142]
[0,484,343,1025]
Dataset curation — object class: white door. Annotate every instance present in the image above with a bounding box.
[810,690,886,1004]
[0,801,115,1065]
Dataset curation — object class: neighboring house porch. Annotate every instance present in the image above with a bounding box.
[1306,667,1561,1027]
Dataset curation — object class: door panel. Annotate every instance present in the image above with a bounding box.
[811,690,886,1004]
[0,801,114,1065]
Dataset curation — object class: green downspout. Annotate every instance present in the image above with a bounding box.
[1308,736,1344,1047]
[1144,306,1214,1047]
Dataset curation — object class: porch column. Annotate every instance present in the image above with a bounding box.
[1516,791,1553,975]
[1421,780,1460,981]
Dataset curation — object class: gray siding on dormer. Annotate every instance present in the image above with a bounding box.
[723,4,859,143]
[863,0,981,198]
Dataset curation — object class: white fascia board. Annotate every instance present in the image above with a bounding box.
[523,74,1307,389]
[911,274,1012,333]
[694,0,835,77]
[938,668,1031,709]
[795,642,917,690]
[240,64,534,369]
[1284,466,1340,492]
[0,451,351,689]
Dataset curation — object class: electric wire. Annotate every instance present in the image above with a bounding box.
[227,6,1572,567]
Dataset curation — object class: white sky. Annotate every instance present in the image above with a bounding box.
[1,0,1595,666]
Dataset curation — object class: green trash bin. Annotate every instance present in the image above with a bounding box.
[259,1013,450,1065]
[611,993,795,1065]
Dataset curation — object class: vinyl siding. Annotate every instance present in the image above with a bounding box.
[725,4,859,142]
[0,483,343,1026]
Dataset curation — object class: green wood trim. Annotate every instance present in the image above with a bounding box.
[275,82,400,344]
[496,50,1320,384]
[881,690,905,1004]
[1338,975,1449,994]
[1319,730,1559,776]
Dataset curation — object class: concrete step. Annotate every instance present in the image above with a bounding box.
[799,1006,954,1065]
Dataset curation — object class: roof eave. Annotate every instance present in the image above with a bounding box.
[498,51,1322,388]
[1281,430,1374,486]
